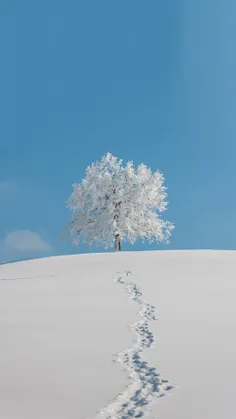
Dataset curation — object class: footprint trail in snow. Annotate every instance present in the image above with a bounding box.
[92,270,173,419]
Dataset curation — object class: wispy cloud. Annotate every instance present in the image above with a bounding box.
[0,230,53,262]
[0,180,14,192]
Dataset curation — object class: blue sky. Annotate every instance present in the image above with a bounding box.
[1,0,236,261]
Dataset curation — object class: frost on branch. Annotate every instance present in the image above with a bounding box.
[66,153,174,251]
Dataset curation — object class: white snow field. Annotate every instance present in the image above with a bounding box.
[0,250,236,419]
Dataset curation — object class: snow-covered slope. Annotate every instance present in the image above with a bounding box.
[1,251,236,419]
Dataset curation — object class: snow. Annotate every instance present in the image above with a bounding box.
[1,250,236,419]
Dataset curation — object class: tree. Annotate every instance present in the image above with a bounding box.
[66,153,174,251]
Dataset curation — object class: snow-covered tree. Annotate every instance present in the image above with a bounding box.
[66,153,174,251]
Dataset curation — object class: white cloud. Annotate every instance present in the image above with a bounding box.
[0,230,53,262]
[5,230,52,252]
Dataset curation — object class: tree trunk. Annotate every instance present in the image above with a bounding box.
[114,198,121,252]
[115,234,121,252]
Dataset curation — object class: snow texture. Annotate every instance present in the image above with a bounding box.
[93,270,173,419]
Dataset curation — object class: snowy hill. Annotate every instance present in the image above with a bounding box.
[1,251,236,419]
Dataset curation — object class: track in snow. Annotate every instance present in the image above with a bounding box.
[92,270,173,419]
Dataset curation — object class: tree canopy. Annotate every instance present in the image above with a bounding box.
[66,153,174,251]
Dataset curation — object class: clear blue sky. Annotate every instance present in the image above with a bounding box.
[1,0,236,261]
